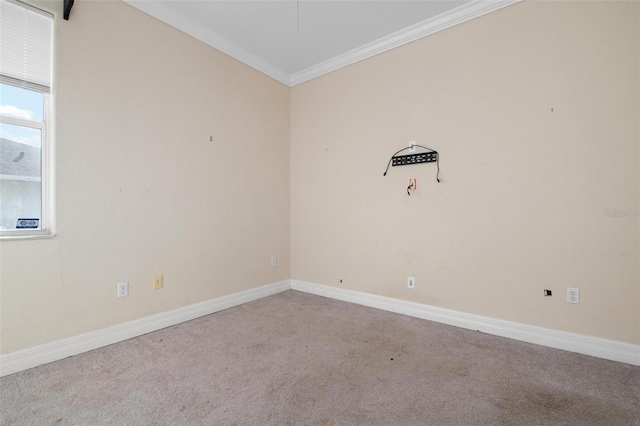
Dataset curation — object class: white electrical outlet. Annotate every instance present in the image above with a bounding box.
[117,282,128,298]
[270,256,277,267]
[409,140,416,153]
[408,276,415,289]
[567,287,579,304]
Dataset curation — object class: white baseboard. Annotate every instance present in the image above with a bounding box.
[0,280,291,377]
[3,279,637,377]
[291,280,640,366]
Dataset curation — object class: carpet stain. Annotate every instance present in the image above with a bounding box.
[496,383,634,425]
[431,359,472,380]
[291,374,329,406]
[55,419,63,424]
[448,364,470,378]
[310,420,331,426]
[250,342,267,350]
[466,341,500,351]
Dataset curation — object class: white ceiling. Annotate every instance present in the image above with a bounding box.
[124,0,520,86]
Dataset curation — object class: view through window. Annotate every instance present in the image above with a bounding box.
[0,0,53,237]
[0,83,46,231]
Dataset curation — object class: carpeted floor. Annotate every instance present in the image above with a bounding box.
[1,290,639,425]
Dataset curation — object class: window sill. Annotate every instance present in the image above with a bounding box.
[0,232,56,241]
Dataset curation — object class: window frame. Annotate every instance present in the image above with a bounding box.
[0,0,54,239]
[0,83,53,239]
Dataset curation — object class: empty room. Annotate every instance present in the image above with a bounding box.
[0,0,638,424]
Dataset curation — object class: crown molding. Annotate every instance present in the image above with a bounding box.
[123,0,292,86]
[125,0,521,88]
[290,0,522,86]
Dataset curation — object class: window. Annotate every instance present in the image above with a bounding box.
[0,0,53,238]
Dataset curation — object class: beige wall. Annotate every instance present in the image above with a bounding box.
[0,0,291,353]
[291,1,639,344]
[1,0,638,356]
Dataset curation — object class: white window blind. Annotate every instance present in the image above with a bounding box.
[0,0,52,93]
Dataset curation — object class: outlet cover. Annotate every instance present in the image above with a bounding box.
[153,275,163,290]
[567,287,579,304]
[117,282,128,298]
[408,277,415,289]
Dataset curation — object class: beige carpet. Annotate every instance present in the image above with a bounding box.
[1,290,639,425]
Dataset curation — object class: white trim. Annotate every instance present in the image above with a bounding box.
[4,279,636,377]
[123,0,520,87]
[0,113,46,129]
[290,0,522,86]
[40,92,51,233]
[122,0,291,86]
[0,174,41,182]
[2,0,52,19]
[0,280,291,377]
[291,280,640,366]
